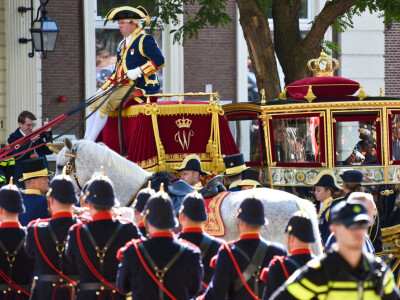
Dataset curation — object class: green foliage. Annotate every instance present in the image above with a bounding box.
[321,40,341,55]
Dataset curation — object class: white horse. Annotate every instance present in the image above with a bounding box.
[55,139,150,205]
[56,139,323,254]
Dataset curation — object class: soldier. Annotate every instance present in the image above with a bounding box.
[271,201,400,299]
[132,182,155,237]
[85,6,165,142]
[66,172,141,299]
[25,170,80,299]
[237,169,262,190]
[178,190,223,292]
[223,153,248,191]
[169,154,210,215]
[116,185,203,299]
[261,211,315,299]
[0,179,34,299]
[18,157,52,226]
[201,196,287,300]
[308,170,341,245]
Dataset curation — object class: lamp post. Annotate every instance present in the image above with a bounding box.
[18,0,59,58]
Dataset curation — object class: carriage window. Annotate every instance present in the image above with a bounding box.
[271,117,321,164]
[335,119,379,165]
[228,119,262,164]
[390,114,400,162]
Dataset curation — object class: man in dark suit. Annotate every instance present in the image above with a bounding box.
[8,111,53,187]
[25,170,80,299]
[201,196,287,300]
[66,172,141,299]
[116,185,203,299]
[0,180,34,299]
[178,190,223,292]
[261,211,315,299]
[18,158,52,226]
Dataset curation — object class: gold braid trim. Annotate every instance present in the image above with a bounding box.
[108,104,212,118]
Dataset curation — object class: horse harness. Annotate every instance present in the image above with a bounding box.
[65,144,83,191]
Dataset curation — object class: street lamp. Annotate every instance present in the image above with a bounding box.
[18,0,59,58]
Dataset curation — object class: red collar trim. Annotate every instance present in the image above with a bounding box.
[52,211,73,220]
[0,221,21,228]
[92,211,113,221]
[182,226,203,233]
[138,221,145,228]
[240,233,261,240]
[291,248,313,256]
[150,232,174,238]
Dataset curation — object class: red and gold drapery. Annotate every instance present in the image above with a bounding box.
[99,99,239,173]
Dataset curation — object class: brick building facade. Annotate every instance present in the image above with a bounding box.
[385,23,400,97]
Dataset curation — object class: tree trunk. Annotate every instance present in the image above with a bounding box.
[236,0,281,99]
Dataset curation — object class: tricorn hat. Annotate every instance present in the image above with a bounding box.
[47,168,78,205]
[307,170,341,190]
[106,6,150,26]
[223,153,247,176]
[179,189,207,222]
[285,210,316,243]
[143,185,178,229]
[236,196,268,226]
[19,157,53,182]
[172,154,210,176]
[0,178,25,214]
[237,169,262,188]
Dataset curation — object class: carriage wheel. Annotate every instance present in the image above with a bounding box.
[380,225,400,288]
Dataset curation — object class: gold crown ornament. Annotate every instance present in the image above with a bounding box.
[175,116,192,128]
[307,52,339,77]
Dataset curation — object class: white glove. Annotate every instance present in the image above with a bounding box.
[126,67,142,81]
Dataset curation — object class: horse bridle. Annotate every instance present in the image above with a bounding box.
[65,144,84,191]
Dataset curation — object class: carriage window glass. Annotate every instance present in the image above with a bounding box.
[272,117,320,163]
[391,114,400,161]
[95,1,162,89]
[335,120,377,165]
[228,119,261,163]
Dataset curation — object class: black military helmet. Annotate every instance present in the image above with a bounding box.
[132,182,155,213]
[46,167,77,204]
[180,189,207,222]
[143,183,178,229]
[285,210,316,243]
[85,168,117,208]
[0,178,25,214]
[237,169,262,188]
[236,196,268,226]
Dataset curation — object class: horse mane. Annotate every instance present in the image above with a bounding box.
[144,171,177,192]
[76,140,149,181]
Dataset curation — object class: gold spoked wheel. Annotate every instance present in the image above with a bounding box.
[380,225,400,287]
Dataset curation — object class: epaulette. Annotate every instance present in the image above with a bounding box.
[27,218,51,228]
[269,255,287,267]
[210,255,218,268]
[116,238,142,262]
[260,267,269,282]
[179,238,200,251]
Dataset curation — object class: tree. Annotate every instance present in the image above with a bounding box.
[107,0,400,99]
